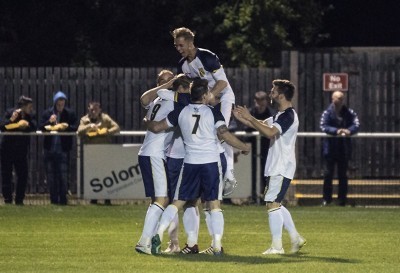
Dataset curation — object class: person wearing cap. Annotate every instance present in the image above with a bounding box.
[0,96,36,205]
[39,91,78,205]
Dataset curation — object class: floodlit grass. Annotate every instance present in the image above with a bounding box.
[0,204,399,273]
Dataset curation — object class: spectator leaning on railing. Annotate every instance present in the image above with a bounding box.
[78,101,120,145]
[78,101,120,205]
[0,96,37,205]
[320,90,360,207]
[39,91,78,205]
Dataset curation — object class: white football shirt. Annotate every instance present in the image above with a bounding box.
[138,97,174,158]
[264,107,299,179]
[178,48,235,103]
[166,103,225,164]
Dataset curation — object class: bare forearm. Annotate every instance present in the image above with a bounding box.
[148,119,170,133]
[220,131,248,151]
[249,117,276,138]
[235,115,255,129]
[210,80,227,98]
[140,80,174,107]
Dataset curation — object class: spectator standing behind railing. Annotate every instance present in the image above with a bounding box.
[39,91,78,205]
[0,96,36,205]
[320,90,360,207]
[78,101,120,205]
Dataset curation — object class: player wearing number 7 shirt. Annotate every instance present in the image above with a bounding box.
[147,79,250,255]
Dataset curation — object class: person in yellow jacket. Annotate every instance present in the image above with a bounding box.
[78,101,120,144]
[78,101,120,204]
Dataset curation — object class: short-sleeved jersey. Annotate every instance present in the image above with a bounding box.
[264,107,299,179]
[167,128,185,159]
[166,103,225,164]
[157,90,191,159]
[178,48,234,102]
[138,97,175,158]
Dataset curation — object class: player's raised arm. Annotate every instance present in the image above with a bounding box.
[140,70,175,108]
[147,118,171,133]
[232,105,255,129]
[234,105,279,139]
[217,124,250,155]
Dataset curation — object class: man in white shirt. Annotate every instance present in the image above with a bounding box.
[172,27,238,196]
[233,79,306,255]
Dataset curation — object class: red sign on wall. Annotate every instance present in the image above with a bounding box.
[323,73,348,91]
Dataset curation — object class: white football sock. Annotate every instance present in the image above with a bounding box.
[157,204,178,243]
[222,142,235,181]
[268,207,283,250]
[167,213,179,244]
[204,209,213,236]
[210,209,224,251]
[139,203,164,246]
[183,206,200,247]
[280,205,299,242]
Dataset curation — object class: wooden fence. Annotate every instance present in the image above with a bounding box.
[0,47,400,196]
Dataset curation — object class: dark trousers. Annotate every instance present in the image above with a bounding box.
[1,149,28,204]
[44,151,68,205]
[323,156,349,205]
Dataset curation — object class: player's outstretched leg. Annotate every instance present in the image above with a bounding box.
[135,203,164,255]
[180,205,200,254]
[163,213,180,254]
[280,205,306,253]
[222,142,237,197]
[151,204,179,255]
[263,206,285,255]
[210,208,224,255]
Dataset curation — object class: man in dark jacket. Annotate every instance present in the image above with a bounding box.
[0,96,36,205]
[40,91,77,205]
[320,91,360,206]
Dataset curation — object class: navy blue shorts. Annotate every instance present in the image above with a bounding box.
[166,157,184,202]
[177,161,223,201]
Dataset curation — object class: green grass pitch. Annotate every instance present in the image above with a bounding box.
[0,204,399,273]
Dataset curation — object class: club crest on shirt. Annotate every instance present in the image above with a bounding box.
[193,107,199,112]
[198,68,205,77]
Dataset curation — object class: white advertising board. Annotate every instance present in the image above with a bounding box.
[83,144,145,199]
[83,144,252,200]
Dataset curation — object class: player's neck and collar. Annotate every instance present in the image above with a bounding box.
[187,47,198,62]
[190,96,207,105]
[277,101,293,112]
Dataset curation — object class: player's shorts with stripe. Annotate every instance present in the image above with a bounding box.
[219,152,227,179]
[201,152,226,202]
[138,155,169,198]
[166,156,184,202]
[263,175,291,203]
[176,161,223,201]
[215,101,234,125]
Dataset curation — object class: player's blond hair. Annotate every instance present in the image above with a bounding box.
[157,69,174,85]
[172,27,195,42]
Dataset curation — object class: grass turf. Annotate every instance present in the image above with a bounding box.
[0,204,399,273]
